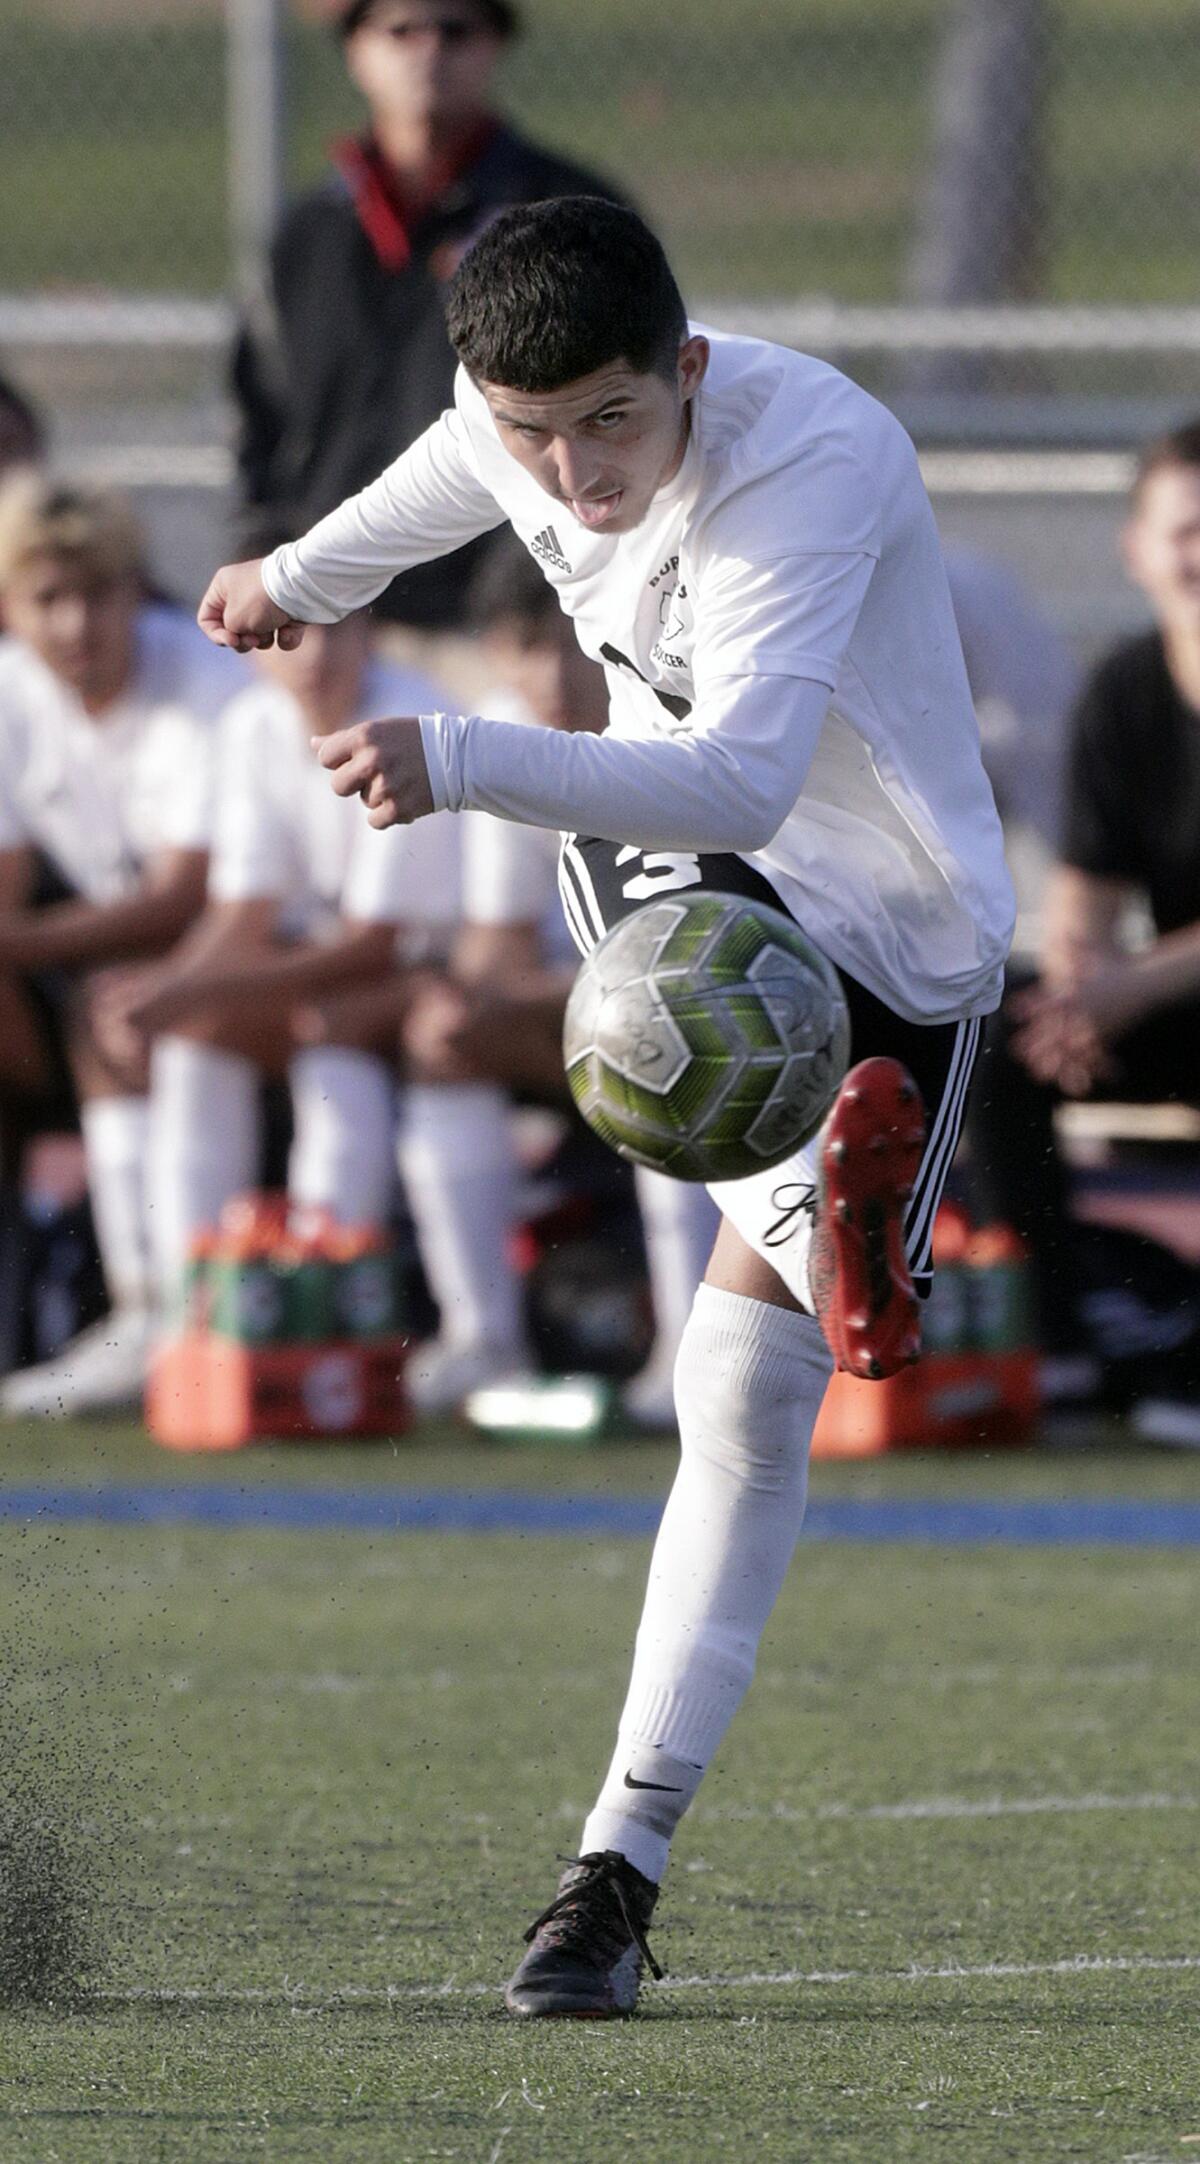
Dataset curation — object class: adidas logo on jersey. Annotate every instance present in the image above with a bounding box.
[530,525,571,573]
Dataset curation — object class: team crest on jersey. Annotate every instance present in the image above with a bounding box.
[650,576,691,671]
[657,580,689,642]
[531,525,571,573]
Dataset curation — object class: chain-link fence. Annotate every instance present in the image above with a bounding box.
[1,0,1198,312]
[1,0,1197,613]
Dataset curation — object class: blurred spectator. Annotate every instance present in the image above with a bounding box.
[944,547,1080,945]
[310,540,717,1419]
[0,477,243,1415]
[0,374,45,481]
[0,375,47,639]
[969,421,1200,1443]
[233,0,625,678]
[108,606,460,1307]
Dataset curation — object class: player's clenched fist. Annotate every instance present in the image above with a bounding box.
[197,558,306,653]
[315,716,435,829]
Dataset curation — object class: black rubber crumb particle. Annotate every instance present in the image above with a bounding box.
[0,1798,98,2010]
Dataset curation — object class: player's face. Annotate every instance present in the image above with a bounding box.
[345,2,503,132]
[480,338,710,537]
[1,554,138,710]
[253,614,371,733]
[1123,464,1200,633]
[485,610,608,734]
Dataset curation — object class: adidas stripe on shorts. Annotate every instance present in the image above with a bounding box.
[557,833,982,1311]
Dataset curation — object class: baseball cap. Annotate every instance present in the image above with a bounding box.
[332,0,520,36]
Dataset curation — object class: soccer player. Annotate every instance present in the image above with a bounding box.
[0,477,242,1414]
[198,198,1015,2017]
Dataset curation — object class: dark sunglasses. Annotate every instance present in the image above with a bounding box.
[379,16,488,42]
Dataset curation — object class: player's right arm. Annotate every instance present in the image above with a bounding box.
[199,405,504,650]
[197,558,305,653]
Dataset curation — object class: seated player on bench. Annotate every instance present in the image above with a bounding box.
[0,476,243,1416]
[104,595,460,1311]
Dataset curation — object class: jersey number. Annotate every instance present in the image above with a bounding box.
[616,844,705,901]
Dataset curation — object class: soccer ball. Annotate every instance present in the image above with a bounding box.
[563,890,851,1182]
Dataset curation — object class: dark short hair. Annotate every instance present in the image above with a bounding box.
[468,532,559,632]
[1131,418,1200,507]
[337,0,519,38]
[446,197,688,392]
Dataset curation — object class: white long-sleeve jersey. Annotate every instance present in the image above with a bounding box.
[263,327,1014,1023]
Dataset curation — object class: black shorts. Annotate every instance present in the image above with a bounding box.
[8,853,82,1123]
[557,835,983,1290]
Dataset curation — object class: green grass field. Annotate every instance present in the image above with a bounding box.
[1,0,1199,303]
[1,1416,1198,2162]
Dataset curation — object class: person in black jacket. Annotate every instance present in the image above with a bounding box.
[233,0,625,646]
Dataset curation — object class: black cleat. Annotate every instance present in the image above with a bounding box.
[504,1850,663,2019]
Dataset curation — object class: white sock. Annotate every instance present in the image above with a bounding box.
[147,1037,260,1305]
[80,1096,153,1313]
[580,1283,832,1882]
[397,1082,524,1354]
[289,1047,397,1224]
[633,1166,719,1374]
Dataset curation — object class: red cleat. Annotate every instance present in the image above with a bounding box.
[810,1057,927,1380]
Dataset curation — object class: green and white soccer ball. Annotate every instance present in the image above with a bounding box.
[563,890,851,1182]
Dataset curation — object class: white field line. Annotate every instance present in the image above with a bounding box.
[674,1791,1199,1827]
[91,1953,1200,2010]
[136,1789,1195,1844]
[809,1791,1195,1824]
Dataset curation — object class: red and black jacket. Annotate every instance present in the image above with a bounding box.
[232,122,627,629]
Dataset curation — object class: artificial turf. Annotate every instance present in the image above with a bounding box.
[0,1419,1197,2162]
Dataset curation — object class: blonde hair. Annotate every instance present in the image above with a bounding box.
[0,473,145,590]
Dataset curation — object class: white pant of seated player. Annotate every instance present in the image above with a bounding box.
[397,1082,527,1394]
[147,1037,397,1308]
[2,1092,161,1414]
[396,1079,719,1410]
[630,1165,719,1407]
[80,1095,155,1318]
